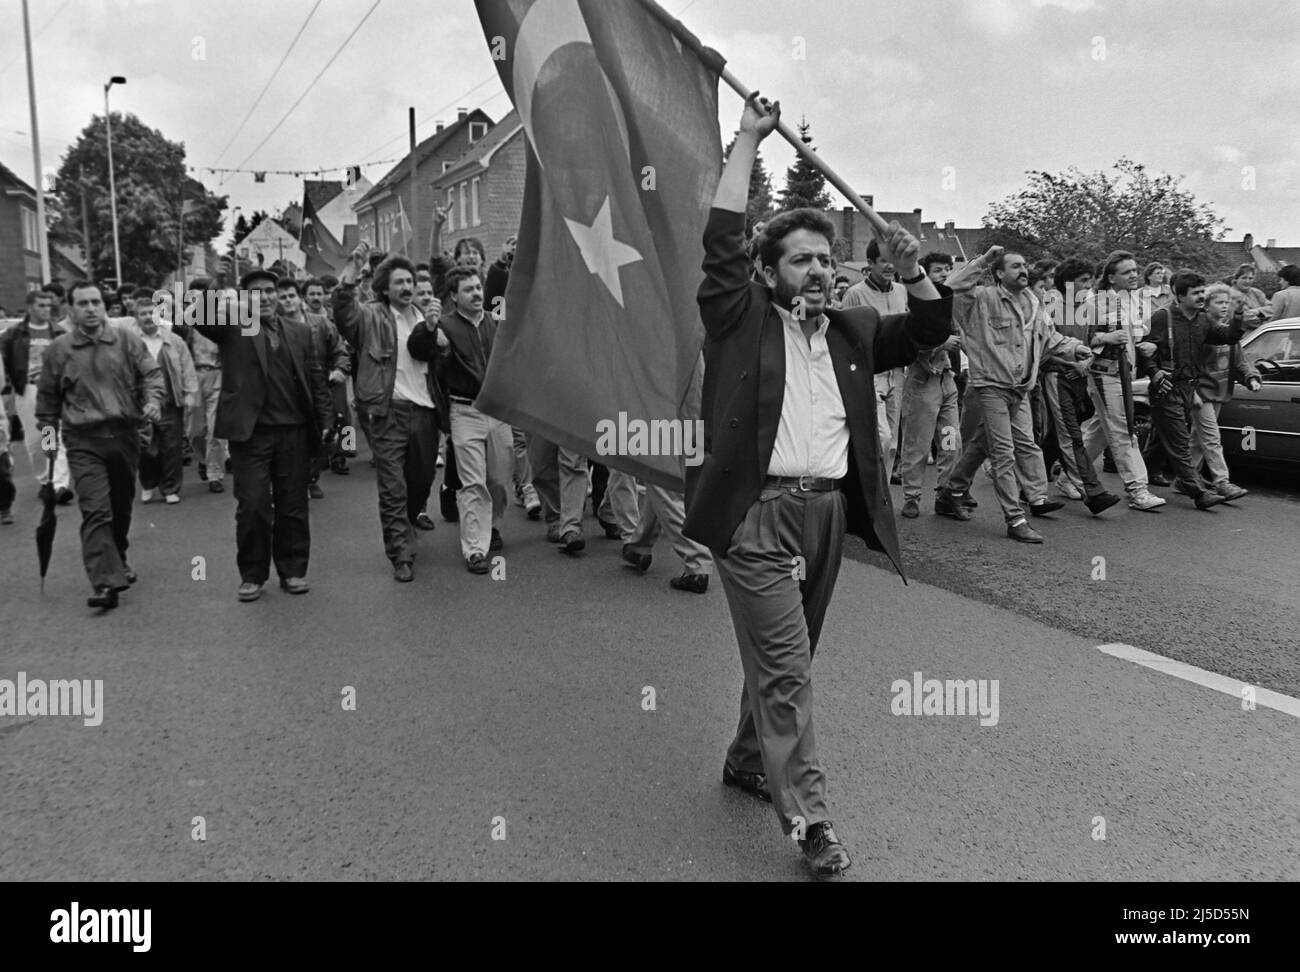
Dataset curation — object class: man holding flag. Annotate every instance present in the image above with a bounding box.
[686,94,952,875]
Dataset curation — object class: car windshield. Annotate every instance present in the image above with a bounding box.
[1244,327,1297,365]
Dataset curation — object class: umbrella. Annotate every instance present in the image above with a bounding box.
[36,454,57,593]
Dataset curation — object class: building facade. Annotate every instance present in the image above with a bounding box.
[431,110,525,259]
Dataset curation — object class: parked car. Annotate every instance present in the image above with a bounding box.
[1132,318,1300,468]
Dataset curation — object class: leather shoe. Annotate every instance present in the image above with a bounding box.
[439,486,458,522]
[1007,520,1044,543]
[1029,500,1064,516]
[934,492,972,521]
[669,572,708,594]
[1194,491,1225,510]
[208,480,224,493]
[393,562,414,583]
[561,530,585,555]
[55,487,75,506]
[237,581,263,602]
[1084,491,1122,515]
[308,483,324,500]
[124,565,138,585]
[489,528,503,552]
[598,517,621,540]
[1149,472,1172,487]
[799,821,851,876]
[414,513,436,531]
[622,545,652,573]
[87,586,119,610]
[901,497,919,518]
[466,552,491,574]
[722,762,771,803]
[279,577,310,594]
[955,490,978,509]
[330,459,350,475]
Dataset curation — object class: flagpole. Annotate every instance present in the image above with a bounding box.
[633,0,890,236]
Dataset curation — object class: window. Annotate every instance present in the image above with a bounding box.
[446,190,456,232]
[469,122,488,142]
[459,182,468,230]
[1245,327,1299,366]
[471,177,481,227]
[442,162,454,173]
[21,207,39,252]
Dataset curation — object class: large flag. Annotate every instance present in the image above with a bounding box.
[474,0,725,490]
[299,187,345,277]
[388,197,415,258]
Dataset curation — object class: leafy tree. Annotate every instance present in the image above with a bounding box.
[979,158,1229,274]
[778,118,831,213]
[50,112,227,286]
[724,137,777,235]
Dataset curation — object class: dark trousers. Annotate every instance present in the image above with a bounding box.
[590,461,609,514]
[229,425,313,584]
[64,426,139,590]
[1150,382,1203,497]
[370,401,440,564]
[716,487,847,834]
[138,405,185,495]
[311,383,349,482]
[1052,373,1105,496]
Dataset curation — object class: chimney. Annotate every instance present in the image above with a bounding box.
[457,108,468,122]
[1267,238,1276,248]
[945,220,955,231]
[913,208,922,215]
[435,121,445,133]
[1243,233,1254,251]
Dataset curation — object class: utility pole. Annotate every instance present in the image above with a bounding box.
[21,0,50,283]
[409,107,419,262]
[79,165,93,275]
[104,76,127,287]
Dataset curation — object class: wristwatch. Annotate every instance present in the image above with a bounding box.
[899,270,926,285]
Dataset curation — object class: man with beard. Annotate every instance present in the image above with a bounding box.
[195,269,335,602]
[35,281,163,609]
[686,93,951,876]
[1136,272,1243,509]
[336,249,441,582]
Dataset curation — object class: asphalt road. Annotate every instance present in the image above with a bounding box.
[1,449,1297,881]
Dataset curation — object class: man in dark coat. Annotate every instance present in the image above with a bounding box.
[194,268,334,602]
[684,94,952,876]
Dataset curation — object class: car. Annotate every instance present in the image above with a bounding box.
[1131,318,1300,468]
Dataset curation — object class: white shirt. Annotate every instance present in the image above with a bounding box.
[390,303,434,408]
[767,305,849,480]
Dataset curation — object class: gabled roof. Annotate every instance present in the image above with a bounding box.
[0,159,35,198]
[356,109,495,210]
[433,110,522,186]
[1259,246,1300,271]
[304,180,344,212]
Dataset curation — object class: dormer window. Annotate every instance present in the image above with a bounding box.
[469,121,488,142]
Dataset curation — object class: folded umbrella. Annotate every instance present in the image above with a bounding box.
[36,454,57,593]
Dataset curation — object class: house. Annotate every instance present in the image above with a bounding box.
[352,108,494,263]
[431,109,525,259]
[0,160,45,311]
[832,197,983,267]
[1214,233,1300,277]
[235,217,304,275]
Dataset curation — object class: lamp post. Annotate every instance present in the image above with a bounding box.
[104,75,126,287]
[21,0,50,284]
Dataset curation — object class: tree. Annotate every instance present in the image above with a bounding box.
[233,213,251,241]
[50,112,227,286]
[724,137,776,235]
[778,117,831,213]
[979,158,1230,274]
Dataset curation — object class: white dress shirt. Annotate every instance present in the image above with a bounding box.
[767,305,849,479]
[390,303,434,408]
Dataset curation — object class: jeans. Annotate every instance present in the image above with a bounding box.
[1049,373,1104,496]
[898,367,960,501]
[64,426,138,590]
[529,436,587,536]
[947,385,1048,523]
[597,468,640,541]
[370,400,440,564]
[191,367,226,482]
[1188,398,1230,486]
[1082,372,1148,495]
[138,404,185,495]
[874,368,904,475]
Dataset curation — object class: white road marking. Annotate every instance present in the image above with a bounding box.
[1097,643,1300,719]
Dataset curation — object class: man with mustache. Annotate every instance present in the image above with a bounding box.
[335,247,441,583]
[1136,271,1243,509]
[939,248,1101,542]
[686,93,952,876]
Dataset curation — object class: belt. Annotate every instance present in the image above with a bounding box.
[764,475,841,492]
[195,364,220,371]
[1089,358,1121,376]
[449,394,476,405]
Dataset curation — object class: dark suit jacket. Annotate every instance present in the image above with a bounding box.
[193,313,334,453]
[683,208,953,581]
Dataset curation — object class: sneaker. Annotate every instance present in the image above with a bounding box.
[522,484,541,520]
[901,497,920,519]
[140,489,156,504]
[1055,476,1083,501]
[1128,490,1166,511]
[164,493,180,505]
[1214,482,1248,502]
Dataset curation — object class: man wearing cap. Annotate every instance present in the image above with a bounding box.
[194,268,335,602]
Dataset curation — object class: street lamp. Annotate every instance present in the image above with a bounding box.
[104,75,126,287]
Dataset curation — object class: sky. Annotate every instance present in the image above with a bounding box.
[2,0,1297,248]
